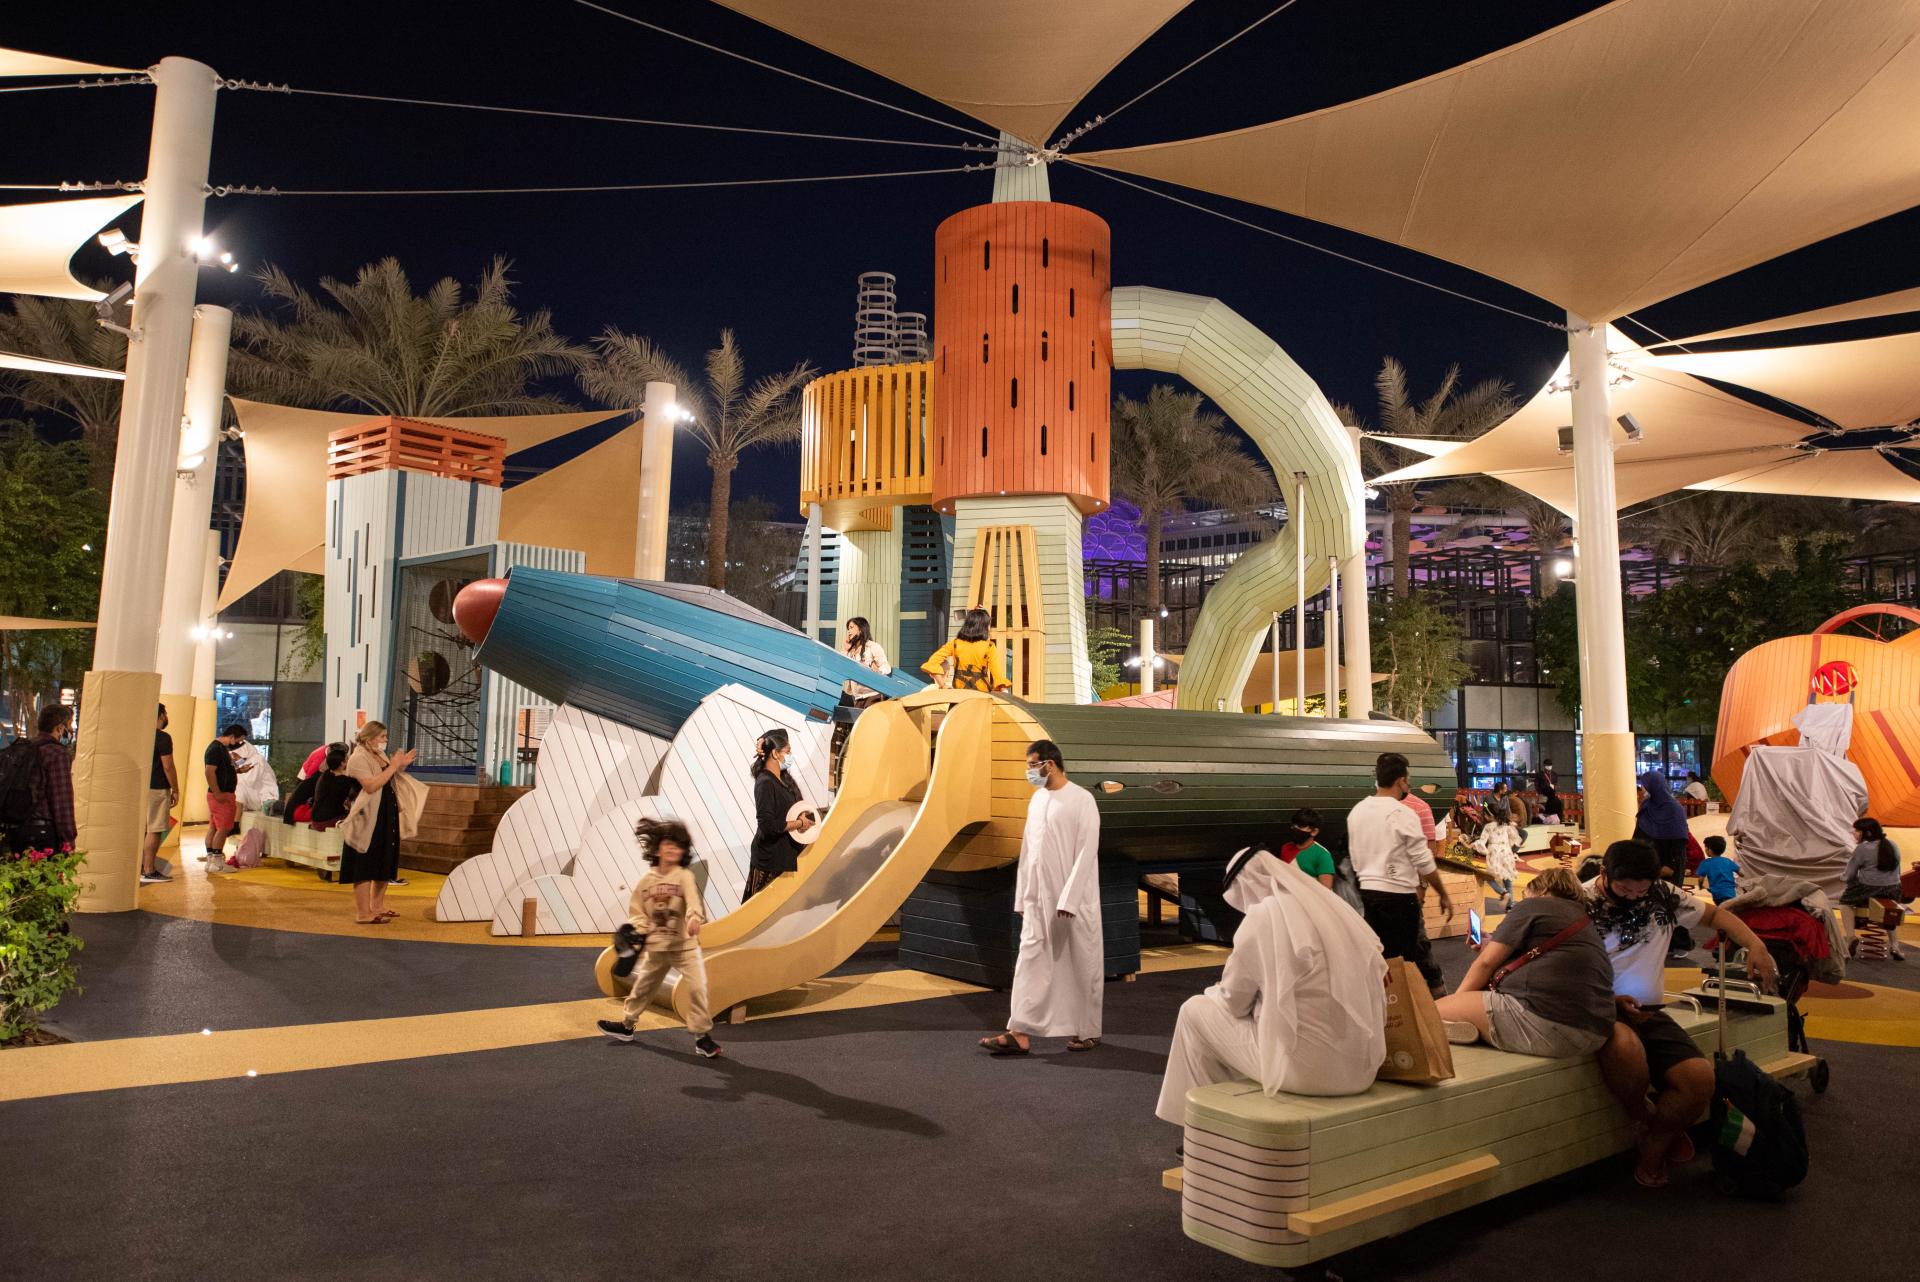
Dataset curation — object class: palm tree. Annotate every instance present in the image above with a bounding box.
[229,257,586,415]
[1350,358,1513,600]
[1624,490,1767,572]
[1425,476,1570,597]
[1110,385,1277,615]
[583,329,813,590]
[0,291,129,489]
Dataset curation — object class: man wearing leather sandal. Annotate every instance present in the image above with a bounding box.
[1584,839,1777,1188]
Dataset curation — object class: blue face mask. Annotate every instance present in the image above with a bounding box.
[1026,765,1047,788]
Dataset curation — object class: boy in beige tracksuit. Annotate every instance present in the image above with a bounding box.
[597,819,721,1057]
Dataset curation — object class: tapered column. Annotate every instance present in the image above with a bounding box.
[1567,313,1634,846]
[1341,551,1372,717]
[1323,555,1339,717]
[803,502,824,643]
[635,381,676,579]
[77,56,216,913]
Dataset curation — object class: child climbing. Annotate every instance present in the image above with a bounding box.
[597,817,723,1057]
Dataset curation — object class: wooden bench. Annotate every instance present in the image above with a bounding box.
[1170,998,1791,1268]
[240,811,344,878]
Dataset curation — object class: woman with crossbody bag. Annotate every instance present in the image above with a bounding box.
[1434,866,1617,1057]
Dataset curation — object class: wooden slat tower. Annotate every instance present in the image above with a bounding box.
[965,524,1047,700]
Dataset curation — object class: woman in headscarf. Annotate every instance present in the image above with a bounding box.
[1156,859,1388,1125]
[1633,770,1694,950]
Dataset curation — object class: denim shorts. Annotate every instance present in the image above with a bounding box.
[1483,992,1608,1058]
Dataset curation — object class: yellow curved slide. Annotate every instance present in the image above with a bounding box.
[628,692,995,1022]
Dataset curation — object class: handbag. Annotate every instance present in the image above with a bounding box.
[1488,913,1590,992]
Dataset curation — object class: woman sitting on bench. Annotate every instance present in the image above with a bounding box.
[308,745,358,830]
[1156,857,1387,1124]
[1434,866,1615,1058]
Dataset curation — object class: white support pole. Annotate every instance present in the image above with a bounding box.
[1342,551,1372,718]
[75,56,216,914]
[92,56,216,672]
[635,381,676,579]
[1269,613,1281,713]
[803,502,824,642]
[1293,471,1307,719]
[1323,554,1339,717]
[156,304,230,694]
[1139,616,1156,696]
[1567,313,1634,846]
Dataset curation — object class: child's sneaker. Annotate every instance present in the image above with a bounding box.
[694,1035,723,1058]
[596,1019,637,1043]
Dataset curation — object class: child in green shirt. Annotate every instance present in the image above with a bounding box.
[1281,807,1337,889]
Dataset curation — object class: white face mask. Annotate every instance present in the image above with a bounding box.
[1026,765,1048,788]
[784,744,804,771]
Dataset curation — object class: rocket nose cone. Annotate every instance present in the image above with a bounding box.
[453,578,508,646]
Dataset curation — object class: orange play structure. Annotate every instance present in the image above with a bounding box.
[1713,604,1920,824]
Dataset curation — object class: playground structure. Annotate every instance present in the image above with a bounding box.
[1714,603,1920,826]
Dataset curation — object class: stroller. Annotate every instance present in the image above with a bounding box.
[1449,790,1489,844]
[1697,906,1832,1095]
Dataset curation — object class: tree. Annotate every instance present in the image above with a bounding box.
[229,257,586,415]
[284,572,325,680]
[665,497,804,614]
[584,330,812,590]
[0,423,104,734]
[1110,385,1277,614]
[1086,624,1130,697]
[1350,358,1514,601]
[1369,592,1470,725]
[0,292,128,490]
[1625,491,1767,572]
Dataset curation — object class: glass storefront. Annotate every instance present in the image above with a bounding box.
[1636,735,1702,785]
[1464,731,1537,790]
[214,682,274,748]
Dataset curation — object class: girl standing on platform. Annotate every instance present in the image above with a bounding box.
[597,818,721,1057]
[841,616,892,705]
[921,607,1010,693]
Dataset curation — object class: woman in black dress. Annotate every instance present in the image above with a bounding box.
[746,728,813,900]
[341,721,417,925]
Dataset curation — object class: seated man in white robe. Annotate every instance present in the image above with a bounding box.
[1156,854,1387,1125]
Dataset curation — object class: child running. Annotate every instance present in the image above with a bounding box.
[597,817,722,1057]
[1473,815,1523,910]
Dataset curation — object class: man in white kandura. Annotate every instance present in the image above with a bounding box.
[979,738,1103,1056]
[1156,854,1388,1127]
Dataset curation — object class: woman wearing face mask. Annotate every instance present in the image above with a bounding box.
[746,728,814,900]
[338,720,421,925]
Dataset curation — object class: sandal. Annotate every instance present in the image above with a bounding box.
[1633,1163,1670,1188]
[979,1032,1029,1056]
[1067,1037,1101,1052]
[355,917,388,926]
[374,910,398,921]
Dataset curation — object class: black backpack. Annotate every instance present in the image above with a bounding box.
[0,737,41,832]
[1709,1048,1809,1198]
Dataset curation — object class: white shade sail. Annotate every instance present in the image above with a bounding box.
[1686,446,1920,504]
[1676,285,1920,345]
[715,0,1192,144]
[0,350,123,380]
[218,401,629,610]
[0,195,143,300]
[1646,330,1920,431]
[0,48,134,77]
[1079,0,1920,322]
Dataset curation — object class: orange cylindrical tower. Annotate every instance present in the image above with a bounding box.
[931,201,1111,514]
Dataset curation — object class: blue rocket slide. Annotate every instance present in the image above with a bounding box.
[452,567,925,740]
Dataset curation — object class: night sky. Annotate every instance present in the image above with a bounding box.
[8,0,1919,511]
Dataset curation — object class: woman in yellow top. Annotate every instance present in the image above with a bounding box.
[922,607,1011,693]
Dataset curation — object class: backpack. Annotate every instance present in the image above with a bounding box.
[0,738,39,828]
[1331,855,1366,915]
[230,825,268,869]
[1709,1048,1809,1198]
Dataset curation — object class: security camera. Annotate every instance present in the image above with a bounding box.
[1616,412,1644,442]
[94,282,137,340]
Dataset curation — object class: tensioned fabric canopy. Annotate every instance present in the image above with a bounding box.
[0,616,96,630]
[0,48,133,77]
[1646,331,1920,431]
[0,350,123,380]
[714,0,1192,144]
[495,423,644,578]
[218,400,629,610]
[1077,0,1920,322]
[1680,446,1920,504]
[0,195,143,300]
[1676,285,1920,345]
[1375,331,1817,514]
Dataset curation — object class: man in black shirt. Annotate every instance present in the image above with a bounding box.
[140,704,179,884]
[203,723,252,871]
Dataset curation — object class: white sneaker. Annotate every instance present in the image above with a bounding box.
[208,859,235,875]
[1443,1020,1481,1045]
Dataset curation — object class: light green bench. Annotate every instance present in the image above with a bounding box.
[1172,998,1794,1268]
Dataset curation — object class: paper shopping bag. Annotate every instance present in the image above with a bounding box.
[1378,958,1456,1084]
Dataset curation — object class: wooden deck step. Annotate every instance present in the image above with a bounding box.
[399,782,523,874]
